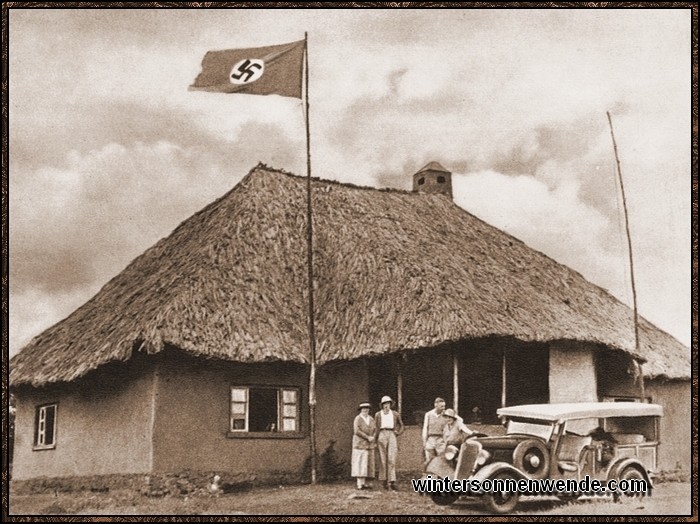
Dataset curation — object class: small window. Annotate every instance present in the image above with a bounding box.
[437,175,446,183]
[230,386,300,435]
[281,389,299,431]
[34,404,57,450]
[418,177,425,185]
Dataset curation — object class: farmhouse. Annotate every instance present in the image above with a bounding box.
[10,163,690,486]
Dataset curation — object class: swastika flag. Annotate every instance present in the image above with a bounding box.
[190,39,304,98]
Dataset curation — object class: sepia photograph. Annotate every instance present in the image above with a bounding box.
[5,5,695,518]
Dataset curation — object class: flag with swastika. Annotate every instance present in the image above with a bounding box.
[190,39,304,98]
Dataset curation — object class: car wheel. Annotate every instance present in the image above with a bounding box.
[512,439,550,480]
[430,491,459,506]
[614,465,650,500]
[483,472,520,514]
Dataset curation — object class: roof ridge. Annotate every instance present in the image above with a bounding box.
[251,163,421,196]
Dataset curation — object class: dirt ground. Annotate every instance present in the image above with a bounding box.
[9,479,694,516]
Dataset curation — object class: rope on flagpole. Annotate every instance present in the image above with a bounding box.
[304,31,318,484]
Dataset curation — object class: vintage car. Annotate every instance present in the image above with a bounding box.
[426,402,663,513]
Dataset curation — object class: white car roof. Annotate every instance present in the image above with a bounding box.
[497,402,663,422]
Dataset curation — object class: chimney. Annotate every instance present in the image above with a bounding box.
[412,161,453,199]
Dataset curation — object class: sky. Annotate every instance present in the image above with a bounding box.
[8,8,692,358]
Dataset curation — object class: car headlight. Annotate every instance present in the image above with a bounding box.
[528,454,541,468]
[476,449,491,465]
[445,445,459,461]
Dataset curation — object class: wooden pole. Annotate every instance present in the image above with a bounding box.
[396,355,403,414]
[501,349,507,408]
[606,111,645,402]
[304,32,318,483]
[452,349,459,415]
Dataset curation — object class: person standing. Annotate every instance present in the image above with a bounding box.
[422,397,447,465]
[351,402,376,490]
[374,395,404,491]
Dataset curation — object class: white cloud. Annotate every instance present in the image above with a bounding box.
[9,9,691,354]
[10,288,96,358]
[452,168,690,346]
[10,138,257,356]
[453,170,621,287]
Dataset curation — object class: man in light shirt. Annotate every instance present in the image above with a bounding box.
[374,395,405,490]
[422,397,447,465]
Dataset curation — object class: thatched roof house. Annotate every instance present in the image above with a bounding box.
[10,163,690,483]
[10,164,688,387]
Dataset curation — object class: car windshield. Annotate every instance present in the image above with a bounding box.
[506,418,555,441]
[564,417,598,436]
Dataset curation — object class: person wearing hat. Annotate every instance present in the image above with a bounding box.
[374,395,405,491]
[422,397,448,465]
[439,408,475,455]
[351,402,377,490]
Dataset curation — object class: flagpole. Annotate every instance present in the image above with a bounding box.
[304,32,319,484]
[606,111,645,402]
[189,37,317,473]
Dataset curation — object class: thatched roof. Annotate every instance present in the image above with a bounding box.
[10,164,690,386]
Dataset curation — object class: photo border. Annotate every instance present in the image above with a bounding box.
[2,2,696,522]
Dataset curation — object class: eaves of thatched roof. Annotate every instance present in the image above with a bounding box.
[10,165,690,387]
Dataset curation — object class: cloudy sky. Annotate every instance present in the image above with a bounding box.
[8,8,691,357]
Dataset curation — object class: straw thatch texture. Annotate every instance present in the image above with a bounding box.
[10,165,689,386]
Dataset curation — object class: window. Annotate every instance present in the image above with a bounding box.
[565,417,598,436]
[418,177,425,185]
[507,419,555,441]
[230,386,300,435]
[437,175,446,183]
[34,404,57,450]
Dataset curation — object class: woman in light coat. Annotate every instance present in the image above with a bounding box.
[351,402,377,490]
